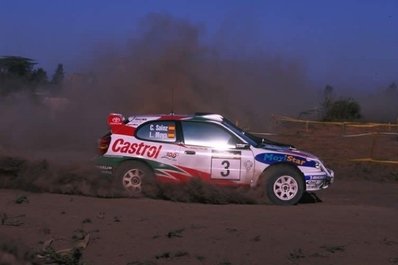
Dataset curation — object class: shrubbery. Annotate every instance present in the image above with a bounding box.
[321,85,362,121]
[322,98,362,121]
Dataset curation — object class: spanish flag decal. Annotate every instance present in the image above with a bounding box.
[167,125,176,138]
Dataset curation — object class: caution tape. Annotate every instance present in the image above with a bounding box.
[343,132,398,137]
[250,131,398,138]
[273,115,398,128]
[274,115,343,125]
[350,158,398,165]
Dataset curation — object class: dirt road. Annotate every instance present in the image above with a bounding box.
[1,179,397,265]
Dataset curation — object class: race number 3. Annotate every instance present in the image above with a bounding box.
[211,158,241,180]
[221,160,230,177]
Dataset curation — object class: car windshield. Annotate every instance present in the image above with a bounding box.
[221,118,259,146]
[222,118,292,148]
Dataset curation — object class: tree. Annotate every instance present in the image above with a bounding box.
[31,68,48,86]
[51,64,64,86]
[323,98,362,121]
[320,85,361,121]
[0,56,39,95]
[323,85,334,103]
[0,56,36,77]
[320,85,334,119]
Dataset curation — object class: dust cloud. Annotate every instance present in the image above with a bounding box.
[0,13,324,201]
[1,13,317,156]
[65,13,316,132]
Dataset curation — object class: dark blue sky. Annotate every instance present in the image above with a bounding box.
[1,0,397,91]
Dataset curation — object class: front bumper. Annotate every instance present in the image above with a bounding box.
[305,169,334,191]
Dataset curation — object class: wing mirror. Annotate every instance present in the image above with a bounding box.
[235,143,250,149]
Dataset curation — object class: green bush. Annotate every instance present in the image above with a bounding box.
[322,98,361,121]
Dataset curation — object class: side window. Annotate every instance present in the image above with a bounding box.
[181,121,241,148]
[136,121,176,142]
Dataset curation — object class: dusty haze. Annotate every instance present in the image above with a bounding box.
[0,13,396,161]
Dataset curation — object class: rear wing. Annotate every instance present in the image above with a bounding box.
[107,113,125,126]
[107,113,135,135]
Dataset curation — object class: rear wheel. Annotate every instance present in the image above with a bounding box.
[262,165,305,205]
[114,161,154,197]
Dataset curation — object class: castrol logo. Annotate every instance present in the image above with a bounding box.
[111,138,162,159]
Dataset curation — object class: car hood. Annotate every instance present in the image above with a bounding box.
[253,143,320,167]
[259,144,317,159]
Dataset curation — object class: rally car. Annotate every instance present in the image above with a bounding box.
[97,113,334,205]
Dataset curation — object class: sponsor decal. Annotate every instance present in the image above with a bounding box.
[305,179,325,189]
[111,138,162,158]
[244,160,253,172]
[309,176,326,180]
[97,165,112,170]
[107,113,124,125]
[162,152,178,161]
[255,153,316,167]
[133,117,147,121]
[306,180,322,185]
[307,175,328,180]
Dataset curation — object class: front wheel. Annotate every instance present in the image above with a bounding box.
[262,165,305,205]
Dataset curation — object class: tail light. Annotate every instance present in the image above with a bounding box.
[98,133,111,155]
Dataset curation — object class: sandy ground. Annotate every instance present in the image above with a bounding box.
[1,179,397,265]
[1,121,397,265]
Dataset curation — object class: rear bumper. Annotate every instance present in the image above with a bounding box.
[95,155,122,175]
[96,164,113,175]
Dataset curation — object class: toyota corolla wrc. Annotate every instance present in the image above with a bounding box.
[97,113,334,205]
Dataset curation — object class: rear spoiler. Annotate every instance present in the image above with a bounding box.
[107,113,134,135]
[107,113,125,126]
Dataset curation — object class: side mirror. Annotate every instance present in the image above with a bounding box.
[235,143,250,149]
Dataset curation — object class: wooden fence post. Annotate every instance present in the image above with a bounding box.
[369,132,379,160]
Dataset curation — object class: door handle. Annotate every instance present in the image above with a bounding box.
[185,150,196,155]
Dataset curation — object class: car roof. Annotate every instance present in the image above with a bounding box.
[124,113,225,127]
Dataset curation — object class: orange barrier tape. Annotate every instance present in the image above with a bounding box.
[274,115,398,128]
[343,132,398,137]
[250,131,398,138]
[350,158,398,164]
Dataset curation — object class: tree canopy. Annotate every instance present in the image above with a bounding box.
[0,56,61,96]
[0,56,36,77]
[51,64,64,85]
[320,85,362,122]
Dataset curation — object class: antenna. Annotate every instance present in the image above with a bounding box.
[170,86,175,115]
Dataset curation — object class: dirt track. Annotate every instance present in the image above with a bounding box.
[1,121,397,264]
[1,179,397,265]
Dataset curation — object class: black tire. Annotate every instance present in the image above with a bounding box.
[114,161,154,197]
[262,165,305,205]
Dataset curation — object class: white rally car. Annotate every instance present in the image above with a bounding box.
[97,113,334,205]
